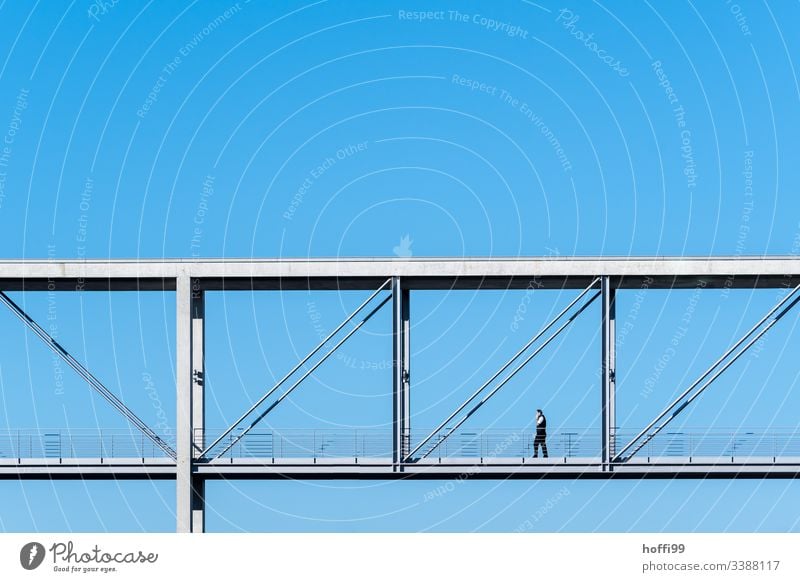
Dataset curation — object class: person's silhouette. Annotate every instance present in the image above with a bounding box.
[533,409,548,458]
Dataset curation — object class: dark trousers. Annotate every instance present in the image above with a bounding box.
[533,433,548,458]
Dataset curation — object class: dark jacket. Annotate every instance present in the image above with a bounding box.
[536,414,547,436]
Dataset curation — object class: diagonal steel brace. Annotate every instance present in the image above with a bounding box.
[615,283,800,462]
[208,290,392,459]
[0,291,176,460]
[411,284,601,460]
[200,278,392,457]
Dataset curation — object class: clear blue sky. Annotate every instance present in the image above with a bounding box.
[1,0,800,532]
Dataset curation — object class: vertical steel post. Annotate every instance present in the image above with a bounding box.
[392,277,411,468]
[190,279,205,533]
[176,274,192,532]
[601,276,616,470]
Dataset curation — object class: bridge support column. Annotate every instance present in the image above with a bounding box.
[191,280,206,532]
[177,275,206,532]
[393,277,411,467]
[601,276,616,470]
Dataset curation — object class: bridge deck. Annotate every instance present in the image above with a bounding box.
[1,428,799,478]
[2,457,799,479]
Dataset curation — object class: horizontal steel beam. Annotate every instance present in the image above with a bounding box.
[5,275,601,291]
[5,275,800,292]
[195,464,800,480]
[0,257,797,290]
[0,460,177,480]
[3,458,800,479]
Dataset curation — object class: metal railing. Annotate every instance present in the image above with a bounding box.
[197,427,800,461]
[0,429,176,459]
[196,428,393,460]
[3,427,800,461]
[614,429,800,459]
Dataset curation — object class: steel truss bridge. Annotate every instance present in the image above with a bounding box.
[2,256,800,533]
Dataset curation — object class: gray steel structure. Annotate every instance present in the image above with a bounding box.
[1,256,800,533]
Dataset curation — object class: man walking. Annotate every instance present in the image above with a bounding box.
[533,408,548,458]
